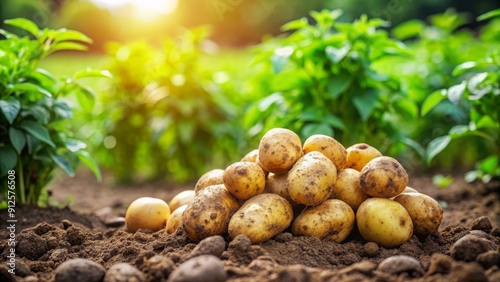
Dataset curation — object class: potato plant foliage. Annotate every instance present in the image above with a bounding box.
[0,19,106,205]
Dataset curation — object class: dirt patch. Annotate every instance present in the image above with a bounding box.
[0,171,499,281]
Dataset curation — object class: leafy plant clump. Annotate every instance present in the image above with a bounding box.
[0,18,107,206]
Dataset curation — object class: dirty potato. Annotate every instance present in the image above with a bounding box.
[258,128,302,174]
[194,169,224,193]
[169,190,195,212]
[223,161,266,201]
[359,156,409,198]
[165,204,187,234]
[356,198,413,248]
[292,199,355,243]
[345,143,382,171]
[303,134,347,170]
[266,172,303,213]
[228,193,293,243]
[182,184,240,241]
[241,149,259,162]
[330,168,368,212]
[393,193,443,237]
[125,197,171,233]
[288,151,337,206]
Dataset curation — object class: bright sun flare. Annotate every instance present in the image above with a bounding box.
[91,0,178,17]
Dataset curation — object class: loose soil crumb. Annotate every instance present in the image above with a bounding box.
[0,170,499,281]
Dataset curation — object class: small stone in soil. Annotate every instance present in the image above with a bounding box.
[104,263,145,282]
[476,251,500,269]
[167,255,226,282]
[274,232,293,243]
[144,255,176,281]
[54,258,105,282]
[104,217,126,228]
[470,216,492,233]
[189,235,226,259]
[450,234,492,262]
[363,242,379,257]
[377,255,424,277]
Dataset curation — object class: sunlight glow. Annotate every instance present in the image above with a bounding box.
[91,0,178,18]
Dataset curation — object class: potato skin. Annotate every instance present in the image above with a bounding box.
[345,143,382,171]
[330,168,368,212]
[223,162,266,200]
[194,169,224,193]
[303,134,347,170]
[125,197,171,233]
[356,198,413,248]
[266,172,303,213]
[258,128,302,174]
[182,184,240,241]
[241,149,259,162]
[288,151,337,206]
[228,193,293,243]
[166,204,187,234]
[393,193,443,237]
[292,199,355,243]
[169,190,195,212]
[359,156,409,198]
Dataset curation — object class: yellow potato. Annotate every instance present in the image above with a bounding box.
[288,151,337,206]
[182,184,240,241]
[345,143,382,171]
[292,199,355,243]
[258,128,302,174]
[303,134,347,170]
[223,161,266,200]
[356,198,413,248]
[393,193,443,237]
[359,156,409,198]
[168,190,195,212]
[165,204,187,234]
[228,193,293,243]
[241,149,259,162]
[194,169,224,193]
[125,197,171,233]
[330,168,368,212]
[402,186,419,193]
[266,172,302,212]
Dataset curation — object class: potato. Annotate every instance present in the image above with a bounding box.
[359,156,409,198]
[345,143,382,171]
[182,184,240,241]
[166,204,187,234]
[292,199,355,243]
[266,172,303,212]
[125,197,171,233]
[228,193,293,243]
[393,193,443,237]
[194,169,224,193]
[258,128,302,174]
[169,190,195,212]
[403,186,419,193]
[288,151,337,206]
[241,149,259,162]
[303,134,347,170]
[330,168,368,212]
[356,198,413,248]
[223,161,266,200]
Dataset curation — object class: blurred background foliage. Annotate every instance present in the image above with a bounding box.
[1,0,499,184]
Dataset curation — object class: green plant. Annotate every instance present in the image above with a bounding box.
[0,18,106,206]
[244,10,418,156]
[424,9,500,183]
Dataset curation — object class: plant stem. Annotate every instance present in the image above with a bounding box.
[17,159,26,204]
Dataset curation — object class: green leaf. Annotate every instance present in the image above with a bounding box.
[0,145,17,177]
[53,29,92,43]
[9,127,26,155]
[53,101,73,119]
[464,170,479,183]
[76,150,102,182]
[0,97,21,124]
[49,151,75,177]
[281,17,309,31]
[323,114,346,130]
[258,93,284,112]
[327,75,351,99]
[432,174,454,188]
[19,120,55,147]
[326,43,351,64]
[74,84,96,112]
[477,8,500,21]
[65,139,87,152]
[352,90,379,121]
[73,68,112,79]
[452,61,476,76]
[447,81,466,104]
[399,137,425,159]
[302,123,334,138]
[4,18,39,37]
[49,42,88,53]
[426,135,451,164]
[6,83,52,97]
[421,89,447,116]
[271,46,294,73]
[392,19,425,40]
[479,156,499,175]
[271,70,310,92]
[393,98,418,119]
[449,125,469,138]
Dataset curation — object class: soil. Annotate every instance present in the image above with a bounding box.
[1,169,499,282]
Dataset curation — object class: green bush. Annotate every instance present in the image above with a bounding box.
[0,18,104,206]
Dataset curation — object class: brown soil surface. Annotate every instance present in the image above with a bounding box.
[1,169,499,281]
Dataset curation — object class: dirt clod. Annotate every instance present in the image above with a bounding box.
[450,234,492,262]
[167,255,226,282]
[471,216,493,233]
[377,255,424,277]
[362,242,379,257]
[143,255,176,282]
[476,251,500,269]
[104,262,145,282]
[188,235,226,259]
[54,258,105,282]
[16,232,48,260]
[426,253,452,275]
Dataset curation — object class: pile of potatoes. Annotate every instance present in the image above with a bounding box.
[125,128,444,248]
